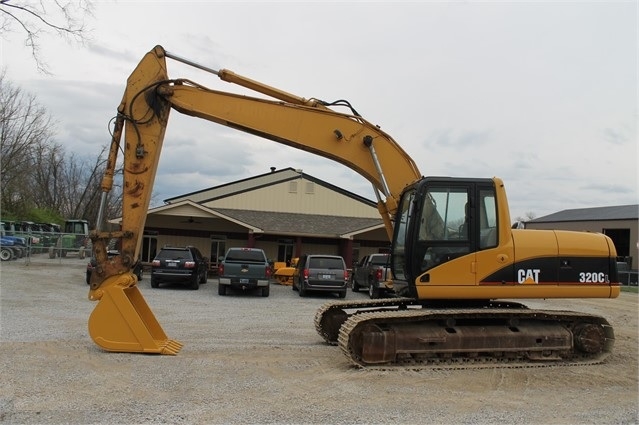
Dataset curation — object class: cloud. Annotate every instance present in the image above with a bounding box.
[580,182,637,197]
[87,42,139,64]
[1,1,636,222]
[601,127,631,146]
[423,128,493,149]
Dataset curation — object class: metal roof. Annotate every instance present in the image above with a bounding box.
[212,208,384,238]
[529,204,639,223]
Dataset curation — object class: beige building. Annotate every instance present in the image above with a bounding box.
[525,204,639,270]
[137,168,390,269]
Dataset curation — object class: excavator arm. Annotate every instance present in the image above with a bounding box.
[87,45,420,354]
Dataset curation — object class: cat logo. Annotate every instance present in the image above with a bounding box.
[517,269,540,284]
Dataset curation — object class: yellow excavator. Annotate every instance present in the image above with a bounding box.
[88,46,620,367]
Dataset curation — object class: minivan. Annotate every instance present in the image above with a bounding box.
[293,254,348,298]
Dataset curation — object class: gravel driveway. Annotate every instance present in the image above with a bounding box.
[1,255,637,424]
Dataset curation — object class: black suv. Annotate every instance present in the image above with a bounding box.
[151,246,209,290]
[292,254,348,298]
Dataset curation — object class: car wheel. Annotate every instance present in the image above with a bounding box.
[299,281,307,297]
[151,276,159,288]
[338,290,346,299]
[368,280,380,299]
[200,270,208,284]
[352,278,360,292]
[261,285,270,297]
[218,284,227,296]
[86,272,91,285]
[189,274,199,290]
[0,247,13,261]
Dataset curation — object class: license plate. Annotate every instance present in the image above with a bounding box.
[167,263,177,267]
[240,278,249,284]
[321,274,333,280]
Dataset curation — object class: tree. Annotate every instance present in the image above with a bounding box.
[0,1,113,226]
[61,147,123,223]
[0,73,56,217]
[0,0,93,74]
[514,211,538,223]
[0,72,118,225]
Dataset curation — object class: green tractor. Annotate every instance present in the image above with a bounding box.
[48,219,90,259]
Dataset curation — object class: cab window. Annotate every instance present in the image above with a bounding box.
[479,189,497,249]
[418,188,469,242]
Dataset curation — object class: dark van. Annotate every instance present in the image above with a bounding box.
[293,254,348,298]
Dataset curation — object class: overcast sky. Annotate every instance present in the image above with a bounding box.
[2,1,637,220]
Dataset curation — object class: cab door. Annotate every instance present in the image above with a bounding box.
[473,186,515,286]
[411,183,475,290]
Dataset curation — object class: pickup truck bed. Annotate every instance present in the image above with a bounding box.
[218,247,271,297]
[351,253,393,299]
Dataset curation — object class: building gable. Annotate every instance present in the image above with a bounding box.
[164,167,379,218]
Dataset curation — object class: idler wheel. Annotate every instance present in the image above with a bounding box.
[573,323,606,354]
[320,309,349,344]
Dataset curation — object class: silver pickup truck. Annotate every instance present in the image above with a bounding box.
[218,247,271,297]
[351,253,393,299]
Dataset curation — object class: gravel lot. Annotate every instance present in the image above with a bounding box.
[1,255,637,424]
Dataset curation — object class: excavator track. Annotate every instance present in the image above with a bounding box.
[336,308,614,370]
[314,298,419,345]
[314,298,529,345]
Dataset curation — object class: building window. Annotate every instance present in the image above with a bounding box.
[277,239,294,265]
[305,181,315,194]
[142,231,158,263]
[210,236,227,270]
[289,181,298,193]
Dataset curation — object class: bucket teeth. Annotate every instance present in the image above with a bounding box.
[160,340,184,355]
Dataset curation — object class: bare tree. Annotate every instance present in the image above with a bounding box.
[30,140,65,210]
[0,72,117,225]
[514,211,538,223]
[0,0,93,74]
[62,147,123,224]
[0,73,57,217]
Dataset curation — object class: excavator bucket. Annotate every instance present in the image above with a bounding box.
[88,273,182,354]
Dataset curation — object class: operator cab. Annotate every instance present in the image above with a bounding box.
[391,177,499,297]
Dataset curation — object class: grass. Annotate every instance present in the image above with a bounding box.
[620,285,638,294]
